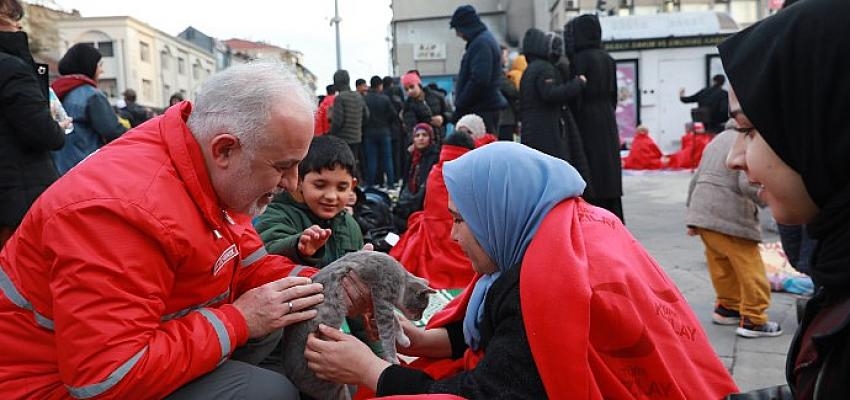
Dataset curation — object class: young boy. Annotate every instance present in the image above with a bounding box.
[255,135,386,362]
[685,120,780,338]
[255,134,362,267]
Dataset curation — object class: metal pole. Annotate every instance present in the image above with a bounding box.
[333,0,342,70]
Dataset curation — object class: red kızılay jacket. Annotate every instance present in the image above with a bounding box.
[0,102,314,399]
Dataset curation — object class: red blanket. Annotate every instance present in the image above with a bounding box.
[666,132,713,170]
[390,145,475,289]
[374,199,738,399]
[623,132,664,170]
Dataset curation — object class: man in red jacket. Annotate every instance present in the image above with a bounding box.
[0,62,326,399]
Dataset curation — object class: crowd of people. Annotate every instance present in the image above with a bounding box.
[1,0,848,398]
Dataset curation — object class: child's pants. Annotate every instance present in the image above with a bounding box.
[696,228,771,325]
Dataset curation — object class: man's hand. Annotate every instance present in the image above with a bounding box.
[430,115,444,127]
[298,225,332,257]
[232,276,324,338]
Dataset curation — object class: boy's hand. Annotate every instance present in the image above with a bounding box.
[298,225,332,257]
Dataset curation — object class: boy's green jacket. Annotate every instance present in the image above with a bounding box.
[254,192,363,267]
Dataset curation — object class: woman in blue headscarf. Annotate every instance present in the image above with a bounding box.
[305,142,736,399]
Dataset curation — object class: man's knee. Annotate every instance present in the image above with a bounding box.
[166,361,299,400]
[246,365,300,400]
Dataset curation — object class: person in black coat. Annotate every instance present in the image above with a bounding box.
[519,28,592,193]
[565,14,624,222]
[449,5,507,133]
[679,75,729,134]
[0,0,66,246]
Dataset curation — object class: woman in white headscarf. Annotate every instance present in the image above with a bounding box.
[305,142,737,399]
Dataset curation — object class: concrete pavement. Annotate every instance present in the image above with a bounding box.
[622,170,797,393]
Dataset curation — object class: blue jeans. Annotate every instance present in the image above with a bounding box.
[364,134,395,187]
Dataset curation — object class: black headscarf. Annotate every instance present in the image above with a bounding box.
[58,43,102,79]
[719,0,850,290]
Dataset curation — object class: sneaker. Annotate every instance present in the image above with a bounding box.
[712,304,741,325]
[736,319,782,338]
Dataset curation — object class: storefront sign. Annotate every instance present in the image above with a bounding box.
[604,34,734,52]
[413,43,446,60]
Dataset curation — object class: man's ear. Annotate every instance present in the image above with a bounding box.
[209,134,240,168]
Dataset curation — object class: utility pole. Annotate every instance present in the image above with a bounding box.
[331,0,342,70]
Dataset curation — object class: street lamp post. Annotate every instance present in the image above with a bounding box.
[331,0,342,70]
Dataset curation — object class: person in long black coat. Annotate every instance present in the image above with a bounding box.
[519,28,592,192]
[0,1,66,247]
[564,14,624,222]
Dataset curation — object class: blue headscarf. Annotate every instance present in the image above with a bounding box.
[443,142,586,349]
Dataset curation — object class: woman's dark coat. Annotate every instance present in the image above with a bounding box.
[565,15,622,200]
[519,28,591,192]
[0,31,65,227]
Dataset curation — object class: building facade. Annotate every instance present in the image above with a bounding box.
[56,16,217,109]
[549,0,776,30]
[223,38,318,93]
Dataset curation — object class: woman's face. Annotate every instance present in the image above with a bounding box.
[94,61,104,81]
[726,88,819,224]
[448,199,498,275]
[412,129,431,150]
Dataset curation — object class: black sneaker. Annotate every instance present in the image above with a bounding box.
[712,304,741,325]
[736,318,782,338]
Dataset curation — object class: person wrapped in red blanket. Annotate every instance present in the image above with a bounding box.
[623,125,664,170]
[389,131,477,289]
[667,122,713,170]
[305,142,738,399]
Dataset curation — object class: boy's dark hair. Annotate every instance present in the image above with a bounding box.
[369,75,383,88]
[443,131,475,149]
[298,135,356,179]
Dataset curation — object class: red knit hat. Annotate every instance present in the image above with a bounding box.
[401,72,421,88]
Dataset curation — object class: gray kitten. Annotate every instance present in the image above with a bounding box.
[281,251,434,400]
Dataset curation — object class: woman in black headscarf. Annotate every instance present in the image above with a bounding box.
[720,0,850,397]
[51,43,125,174]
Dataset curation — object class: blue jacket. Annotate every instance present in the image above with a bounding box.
[454,25,507,117]
[51,82,125,174]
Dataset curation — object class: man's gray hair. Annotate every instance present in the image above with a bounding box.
[187,61,316,154]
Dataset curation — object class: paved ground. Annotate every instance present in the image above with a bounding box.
[621,170,796,393]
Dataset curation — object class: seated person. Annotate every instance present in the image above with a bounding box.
[667,122,712,170]
[255,134,362,267]
[389,131,476,290]
[395,123,440,223]
[304,142,739,399]
[455,113,496,148]
[623,125,664,170]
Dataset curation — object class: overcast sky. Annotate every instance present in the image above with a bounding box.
[53,0,393,93]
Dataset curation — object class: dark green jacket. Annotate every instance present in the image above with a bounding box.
[254,192,363,267]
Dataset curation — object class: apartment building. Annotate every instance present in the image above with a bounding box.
[56,16,216,109]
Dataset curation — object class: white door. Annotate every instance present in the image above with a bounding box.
[657,59,704,153]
